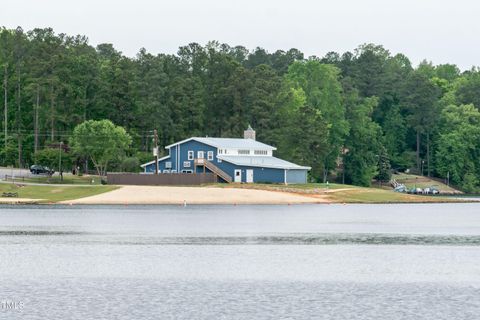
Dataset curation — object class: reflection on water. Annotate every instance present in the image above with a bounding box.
[3,233,480,245]
[0,204,480,319]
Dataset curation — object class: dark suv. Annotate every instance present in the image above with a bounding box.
[30,165,55,175]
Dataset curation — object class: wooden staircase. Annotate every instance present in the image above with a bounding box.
[194,159,232,183]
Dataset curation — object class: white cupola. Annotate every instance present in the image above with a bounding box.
[243,125,256,140]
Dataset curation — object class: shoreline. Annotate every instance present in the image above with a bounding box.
[58,185,325,205]
[0,184,474,205]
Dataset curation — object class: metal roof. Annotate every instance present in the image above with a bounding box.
[166,137,277,150]
[140,155,170,168]
[218,155,311,170]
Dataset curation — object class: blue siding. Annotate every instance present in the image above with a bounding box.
[144,140,218,173]
[286,169,307,184]
[143,138,309,184]
[144,155,174,173]
[215,160,285,183]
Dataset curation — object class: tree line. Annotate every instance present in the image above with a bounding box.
[1,27,480,191]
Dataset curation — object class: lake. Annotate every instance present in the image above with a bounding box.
[0,203,479,319]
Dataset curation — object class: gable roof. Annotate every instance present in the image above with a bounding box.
[218,155,311,170]
[165,137,276,150]
[140,155,170,168]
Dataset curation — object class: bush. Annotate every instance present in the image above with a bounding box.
[119,157,141,172]
[136,151,153,165]
[34,148,71,171]
[461,173,479,193]
[0,138,18,166]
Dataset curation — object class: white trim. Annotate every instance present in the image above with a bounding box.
[140,155,170,168]
[207,151,214,161]
[165,137,196,149]
[284,169,287,184]
[218,155,311,170]
[166,137,276,151]
[177,144,180,172]
[246,169,254,183]
[197,151,204,159]
[234,169,242,183]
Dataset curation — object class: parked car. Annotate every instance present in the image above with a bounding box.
[407,187,423,194]
[425,187,440,195]
[30,165,55,175]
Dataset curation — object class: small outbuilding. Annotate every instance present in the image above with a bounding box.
[141,126,311,184]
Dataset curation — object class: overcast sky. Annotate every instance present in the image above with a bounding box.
[1,0,478,70]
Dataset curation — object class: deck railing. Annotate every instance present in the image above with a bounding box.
[194,159,232,183]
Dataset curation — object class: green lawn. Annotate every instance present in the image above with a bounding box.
[324,187,457,203]
[217,182,460,203]
[0,183,117,203]
[7,174,103,185]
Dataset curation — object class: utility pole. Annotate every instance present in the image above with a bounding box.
[17,64,22,168]
[4,64,7,151]
[58,141,63,181]
[34,85,39,156]
[153,129,159,174]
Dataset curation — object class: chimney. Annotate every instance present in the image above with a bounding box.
[244,125,256,140]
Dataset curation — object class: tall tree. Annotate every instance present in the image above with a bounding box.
[344,94,383,186]
[70,120,131,176]
[285,60,348,178]
[401,72,442,173]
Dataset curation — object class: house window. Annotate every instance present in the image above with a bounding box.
[165,161,172,169]
[218,159,222,163]
[182,170,193,173]
[207,151,214,161]
[183,161,191,168]
[163,170,170,173]
[171,170,177,173]
[188,151,194,160]
[218,149,223,155]
[254,150,267,155]
[238,150,250,155]
[197,151,204,159]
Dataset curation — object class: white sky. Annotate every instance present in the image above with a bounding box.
[1,0,479,70]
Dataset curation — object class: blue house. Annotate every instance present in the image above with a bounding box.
[140,126,310,184]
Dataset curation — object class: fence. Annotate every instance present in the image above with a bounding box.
[106,173,217,186]
[3,175,27,183]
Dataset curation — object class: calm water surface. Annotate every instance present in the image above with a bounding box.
[0,203,479,319]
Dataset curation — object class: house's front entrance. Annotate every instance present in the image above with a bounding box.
[234,169,242,183]
[246,169,254,183]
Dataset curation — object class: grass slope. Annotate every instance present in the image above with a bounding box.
[392,173,459,193]
[219,183,460,203]
[323,187,456,203]
[0,183,117,203]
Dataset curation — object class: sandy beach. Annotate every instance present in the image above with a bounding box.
[60,185,323,205]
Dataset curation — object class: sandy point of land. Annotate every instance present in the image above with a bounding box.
[61,186,324,205]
